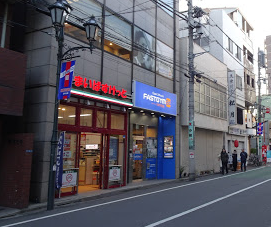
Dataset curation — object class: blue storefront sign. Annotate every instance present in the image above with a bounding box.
[133,81,177,116]
[58,60,76,100]
[55,131,65,189]
[146,158,156,179]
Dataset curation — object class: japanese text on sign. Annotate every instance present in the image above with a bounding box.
[74,76,127,98]
[228,71,236,125]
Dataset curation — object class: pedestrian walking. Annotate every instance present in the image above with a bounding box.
[240,149,248,172]
[221,148,229,175]
[232,150,238,171]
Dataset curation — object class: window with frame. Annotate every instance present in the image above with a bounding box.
[157,0,174,16]
[133,26,155,71]
[236,46,241,60]
[194,78,227,119]
[104,11,132,60]
[228,38,233,53]
[247,50,253,64]
[251,78,255,88]
[247,75,250,85]
[64,0,102,48]
[156,40,173,79]
[58,104,76,125]
[237,107,243,125]
[236,75,242,90]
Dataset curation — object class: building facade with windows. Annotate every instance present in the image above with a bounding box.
[192,8,256,159]
[24,0,180,203]
[179,38,228,175]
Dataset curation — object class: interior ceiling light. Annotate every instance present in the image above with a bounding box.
[109,43,113,46]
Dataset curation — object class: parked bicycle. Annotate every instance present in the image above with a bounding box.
[248,154,261,167]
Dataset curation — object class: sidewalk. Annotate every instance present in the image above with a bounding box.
[0,178,180,219]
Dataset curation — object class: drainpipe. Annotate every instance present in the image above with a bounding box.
[1,2,8,48]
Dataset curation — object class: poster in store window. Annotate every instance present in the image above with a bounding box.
[164,136,174,158]
[146,158,156,179]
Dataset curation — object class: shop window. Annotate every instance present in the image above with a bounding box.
[146,126,157,158]
[63,133,77,169]
[111,113,124,130]
[104,11,132,60]
[133,26,155,71]
[109,135,125,186]
[97,111,108,128]
[58,104,76,125]
[80,108,93,127]
[64,0,102,48]
[156,40,173,79]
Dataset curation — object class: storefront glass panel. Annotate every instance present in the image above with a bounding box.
[111,113,124,130]
[58,104,76,125]
[97,111,108,128]
[132,124,144,180]
[108,135,125,187]
[80,108,93,127]
[79,133,102,192]
[60,132,77,195]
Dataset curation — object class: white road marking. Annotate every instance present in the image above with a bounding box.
[145,178,271,227]
[0,167,266,227]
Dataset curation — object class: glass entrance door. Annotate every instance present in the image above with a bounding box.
[78,132,103,193]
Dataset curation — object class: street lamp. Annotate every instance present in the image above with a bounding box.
[47,0,100,210]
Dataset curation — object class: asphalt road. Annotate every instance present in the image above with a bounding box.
[1,166,271,227]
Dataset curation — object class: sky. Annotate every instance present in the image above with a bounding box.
[179,0,271,51]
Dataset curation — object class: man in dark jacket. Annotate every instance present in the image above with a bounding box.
[240,149,248,171]
[221,148,229,175]
[232,150,238,171]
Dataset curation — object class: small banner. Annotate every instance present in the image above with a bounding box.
[55,131,65,189]
[58,60,76,100]
[257,122,263,135]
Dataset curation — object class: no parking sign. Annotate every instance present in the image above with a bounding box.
[109,165,121,181]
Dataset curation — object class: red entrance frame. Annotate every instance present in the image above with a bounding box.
[58,99,128,197]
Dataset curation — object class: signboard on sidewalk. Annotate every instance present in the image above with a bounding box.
[62,169,77,187]
[109,165,121,181]
[58,60,76,100]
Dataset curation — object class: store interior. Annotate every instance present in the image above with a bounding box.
[78,133,102,193]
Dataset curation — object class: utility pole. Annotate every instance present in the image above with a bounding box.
[188,0,195,181]
[258,48,263,161]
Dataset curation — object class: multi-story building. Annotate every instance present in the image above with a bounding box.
[0,0,34,208]
[192,7,256,158]
[21,0,180,203]
[179,38,228,175]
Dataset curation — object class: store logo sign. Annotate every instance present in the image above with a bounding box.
[74,76,127,99]
[133,81,177,116]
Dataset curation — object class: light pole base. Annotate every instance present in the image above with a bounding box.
[189,173,196,181]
